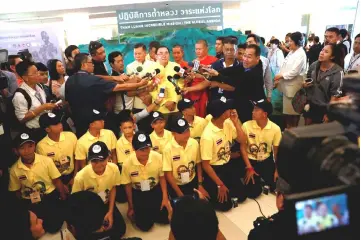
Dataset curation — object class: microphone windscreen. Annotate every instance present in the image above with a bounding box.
[136,66,143,72]
[174,66,180,72]
[167,76,172,81]
[155,68,160,74]
[183,67,188,71]
[173,74,180,80]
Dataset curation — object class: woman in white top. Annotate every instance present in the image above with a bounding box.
[274,32,307,129]
[268,39,284,76]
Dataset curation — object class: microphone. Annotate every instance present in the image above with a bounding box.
[167,75,181,95]
[174,65,187,77]
[127,66,143,77]
[136,66,143,73]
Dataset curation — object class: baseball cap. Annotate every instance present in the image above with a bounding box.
[169,117,190,134]
[208,96,234,118]
[177,98,194,112]
[251,99,273,116]
[132,132,152,151]
[13,132,36,148]
[88,109,105,124]
[150,111,165,124]
[39,112,61,129]
[88,141,110,162]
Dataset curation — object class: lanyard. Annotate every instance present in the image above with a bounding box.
[347,54,360,71]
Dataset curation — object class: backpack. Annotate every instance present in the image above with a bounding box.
[292,88,307,114]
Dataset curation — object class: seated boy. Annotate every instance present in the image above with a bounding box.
[72,141,126,238]
[149,111,173,154]
[37,112,77,186]
[74,109,117,175]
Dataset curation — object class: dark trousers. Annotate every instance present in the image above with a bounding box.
[60,172,74,186]
[133,185,169,231]
[104,112,121,138]
[250,156,276,192]
[168,176,198,199]
[116,185,127,203]
[22,190,65,233]
[204,159,247,212]
[26,127,46,143]
[133,108,153,134]
[73,118,88,138]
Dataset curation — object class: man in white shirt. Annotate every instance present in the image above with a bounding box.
[12,61,57,141]
[344,34,360,73]
[246,34,273,102]
[126,43,155,112]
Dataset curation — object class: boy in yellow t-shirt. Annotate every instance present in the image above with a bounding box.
[149,111,173,154]
[121,132,172,231]
[74,109,117,176]
[37,112,77,186]
[177,98,208,142]
[72,141,126,237]
[163,116,209,199]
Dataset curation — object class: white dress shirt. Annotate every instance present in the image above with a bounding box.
[12,82,47,129]
[126,60,155,109]
[344,52,360,72]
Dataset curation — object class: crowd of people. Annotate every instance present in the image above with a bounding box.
[0,26,359,240]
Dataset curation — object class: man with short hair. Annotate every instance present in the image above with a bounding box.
[324,27,346,67]
[246,34,273,101]
[7,55,23,85]
[147,41,161,62]
[344,33,360,73]
[210,37,239,101]
[215,36,224,59]
[183,40,218,117]
[200,97,247,211]
[13,61,57,141]
[308,36,322,66]
[237,43,247,63]
[172,44,188,68]
[242,99,281,194]
[34,62,52,101]
[64,45,80,77]
[65,53,147,137]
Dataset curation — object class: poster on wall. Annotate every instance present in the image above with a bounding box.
[116,3,223,34]
[0,27,63,65]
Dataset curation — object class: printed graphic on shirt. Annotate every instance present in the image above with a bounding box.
[53,156,71,173]
[249,143,268,159]
[22,181,46,198]
[134,177,157,190]
[217,141,232,162]
[176,161,196,180]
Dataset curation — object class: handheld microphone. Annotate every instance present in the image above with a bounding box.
[174,65,187,77]
[167,75,181,95]
[127,66,143,77]
[136,66,143,73]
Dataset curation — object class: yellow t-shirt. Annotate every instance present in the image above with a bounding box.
[242,119,282,161]
[189,116,208,141]
[163,137,200,185]
[146,62,181,113]
[121,151,164,190]
[75,129,117,161]
[36,132,77,176]
[200,120,237,166]
[116,135,134,165]
[150,129,173,154]
[9,153,61,199]
[72,163,121,204]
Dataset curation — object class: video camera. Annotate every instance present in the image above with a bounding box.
[275,74,360,240]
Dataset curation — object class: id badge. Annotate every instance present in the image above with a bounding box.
[30,192,41,203]
[98,191,107,203]
[181,172,190,184]
[140,180,151,192]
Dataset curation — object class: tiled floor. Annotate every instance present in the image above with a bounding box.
[116,194,278,240]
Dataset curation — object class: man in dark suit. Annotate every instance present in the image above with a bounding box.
[307,36,323,66]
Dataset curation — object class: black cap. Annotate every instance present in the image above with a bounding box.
[150,111,165,124]
[208,96,234,118]
[132,132,152,151]
[251,99,273,116]
[177,98,194,112]
[88,109,105,125]
[14,132,36,148]
[169,117,190,134]
[39,112,61,129]
[88,141,110,162]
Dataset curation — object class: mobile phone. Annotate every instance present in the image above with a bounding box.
[158,87,165,98]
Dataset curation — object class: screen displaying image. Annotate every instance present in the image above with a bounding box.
[295,193,349,236]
